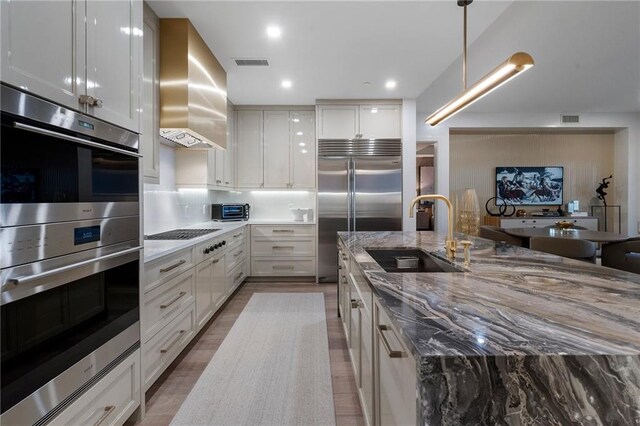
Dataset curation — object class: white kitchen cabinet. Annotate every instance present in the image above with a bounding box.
[317,103,401,140]
[214,150,225,186]
[142,3,160,183]
[1,0,142,132]
[290,111,316,188]
[374,302,417,426]
[236,110,264,188]
[359,104,401,139]
[349,276,361,385]
[175,149,230,190]
[317,105,359,139]
[85,0,141,132]
[195,257,214,331]
[1,0,85,110]
[224,103,235,187]
[264,110,292,188]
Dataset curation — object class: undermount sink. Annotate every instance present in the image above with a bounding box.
[365,248,463,273]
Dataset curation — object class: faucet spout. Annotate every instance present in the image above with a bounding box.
[409,194,457,260]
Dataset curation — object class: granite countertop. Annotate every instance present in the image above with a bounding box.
[339,231,640,359]
[144,219,316,263]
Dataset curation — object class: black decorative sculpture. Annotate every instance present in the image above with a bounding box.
[596,175,613,206]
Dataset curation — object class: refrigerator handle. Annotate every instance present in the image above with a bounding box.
[351,158,356,232]
[347,158,352,233]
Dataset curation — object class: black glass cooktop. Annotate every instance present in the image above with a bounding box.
[145,228,220,240]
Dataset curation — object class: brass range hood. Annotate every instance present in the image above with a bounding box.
[159,19,227,149]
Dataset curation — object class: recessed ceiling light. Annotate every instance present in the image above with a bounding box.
[296,131,303,136]
[266,26,281,39]
[301,149,308,154]
[385,80,397,89]
[293,118,300,123]
[299,142,306,147]
[281,80,292,88]
[371,108,378,114]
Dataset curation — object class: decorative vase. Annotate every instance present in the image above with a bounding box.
[459,188,480,236]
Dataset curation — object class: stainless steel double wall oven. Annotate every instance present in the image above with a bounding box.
[0,84,142,424]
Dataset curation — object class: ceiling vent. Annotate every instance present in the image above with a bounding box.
[235,58,269,67]
[561,114,580,124]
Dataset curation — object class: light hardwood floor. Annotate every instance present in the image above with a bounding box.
[136,281,364,426]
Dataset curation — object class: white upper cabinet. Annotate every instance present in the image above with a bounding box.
[85,0,141,132]
[142,3,160,183]
[236,109,316,189]
[214,150,225,186]
[263,110,291,188]
[1,0,85,110]
[1,0,142,133]
[224,103,235,187]
[290,111,316,189]
[236,110,264,188]
[359,104,402,139]
[317,103,402,140]
[317,105,359,139]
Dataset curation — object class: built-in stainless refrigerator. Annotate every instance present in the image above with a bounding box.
[318,139,402,282]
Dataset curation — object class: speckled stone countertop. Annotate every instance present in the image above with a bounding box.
[339,231,640,425]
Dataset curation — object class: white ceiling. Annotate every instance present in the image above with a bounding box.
[148,1,640,113]
[147,0,512,105]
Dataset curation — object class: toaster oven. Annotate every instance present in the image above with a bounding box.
[211,203,250,221]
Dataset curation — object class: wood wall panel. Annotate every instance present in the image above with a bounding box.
[449,133,615,217]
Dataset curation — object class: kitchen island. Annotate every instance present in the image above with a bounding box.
[338,231,640,425]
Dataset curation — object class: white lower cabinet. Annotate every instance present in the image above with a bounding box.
[50,350,141,426]
[500,217,598,230]
[195,251,227,331]
[250,224,316,277]
[144,306,196,390]
[143,268,194,343]
[374,302,417,426]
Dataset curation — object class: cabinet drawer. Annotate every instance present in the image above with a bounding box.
[143,306,195,390]
[226,227,247,249]
[251,257,315,276]
[226,245,247,273]
[228,261,247,294]
[251,237,316,257]
[251,224,314,238]
[144,248,194,292]
[142,269,195,343]
[50,350,140,426]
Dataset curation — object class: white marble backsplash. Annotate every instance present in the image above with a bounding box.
[143,145,316,235]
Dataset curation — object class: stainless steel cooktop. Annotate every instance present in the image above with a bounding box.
[145,228,220,240]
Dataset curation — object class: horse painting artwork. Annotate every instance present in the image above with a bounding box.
[495,166,564,206]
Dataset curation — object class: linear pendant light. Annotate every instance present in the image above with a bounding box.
[425,1,534,126]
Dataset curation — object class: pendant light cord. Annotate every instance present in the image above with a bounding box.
[463,2,468,90]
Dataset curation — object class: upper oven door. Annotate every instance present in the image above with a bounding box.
[1,113,141,226]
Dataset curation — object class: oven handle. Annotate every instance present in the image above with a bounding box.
[7,246,143,286]
[13,122,142,158]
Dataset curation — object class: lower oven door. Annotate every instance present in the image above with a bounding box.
[0,246,141,424]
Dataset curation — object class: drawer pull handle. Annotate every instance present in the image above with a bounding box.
[160,291,187,309]
[93,405,116,426]
[377,325,405,358]
[211,259,220,264]
[350,299,360,309]
[272,229,295,233]
[234,250,244,257]
[160,330,185,354]
[235,271,243,280]
[160,260,186,273]
[272,265,295,270]
[272,246,294,250]
[233,233,243,238]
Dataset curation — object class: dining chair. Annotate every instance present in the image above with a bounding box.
[479,225,524,247]
[544,224,587,230]
[529,237,596,263]
[601,237,640,274]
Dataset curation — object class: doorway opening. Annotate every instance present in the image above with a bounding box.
[416,142,436,231]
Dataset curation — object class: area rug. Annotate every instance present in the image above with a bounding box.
[171,293,336,426]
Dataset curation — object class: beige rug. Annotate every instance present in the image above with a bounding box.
[171,293,336,426]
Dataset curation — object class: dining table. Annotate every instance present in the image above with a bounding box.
[503,227,630,243]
